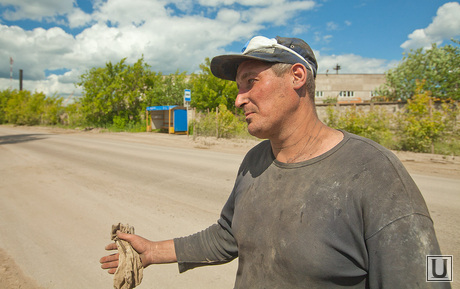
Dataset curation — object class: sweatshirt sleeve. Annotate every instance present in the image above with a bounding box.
[173,222,238,273]
[366,214,451,289]
[173,164,240,273]
[172,141,270,273]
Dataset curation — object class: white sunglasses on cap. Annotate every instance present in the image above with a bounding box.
[241,36,314,75]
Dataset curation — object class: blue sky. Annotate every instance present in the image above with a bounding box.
[0,0,459,97]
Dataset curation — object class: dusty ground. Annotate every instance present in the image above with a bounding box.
[0,125,459,288]
[0,248,45,289]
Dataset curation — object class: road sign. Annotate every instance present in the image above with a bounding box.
[184,89,191,102]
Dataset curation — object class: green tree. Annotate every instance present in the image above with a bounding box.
[77,57,159,127]
[3,90,27,124]
[77,57,189,128]
[1,89,63,125]
[396,81,457,153]
[0,89,13,123]
[145,70,188,107]
[77,65,116,126]
[379,39,460,101]
[189,58,238,112]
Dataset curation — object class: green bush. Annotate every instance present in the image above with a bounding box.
[0,89,12,123]
[106,115,146,132]
[325,105,395,148]
[396,82,458,153]
[324,85,458,155]
[322,97,338,104]
[112,115,127,130]
[60,103,85,127]
[0,89,63,126]
[434,134,460,156]
[193,104,251,139]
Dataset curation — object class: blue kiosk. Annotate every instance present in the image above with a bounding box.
[146,105,188,134]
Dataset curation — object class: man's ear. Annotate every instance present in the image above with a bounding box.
[291,63,307,90]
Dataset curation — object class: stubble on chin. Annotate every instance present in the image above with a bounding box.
[246,122,267,139]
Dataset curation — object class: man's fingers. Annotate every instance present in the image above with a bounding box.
[116,230,133,241]
[100,253,119,264]
[105,242,117,250]
[108,268,117,274]
[100,253,119,275]
[101,259,119,270]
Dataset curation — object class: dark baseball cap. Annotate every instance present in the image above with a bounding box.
[211,36,318,81]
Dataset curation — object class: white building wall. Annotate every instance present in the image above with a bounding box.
[314,74,386,103]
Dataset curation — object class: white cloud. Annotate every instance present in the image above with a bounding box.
[314,31,332,44]
[0,0,317,96]
[0,24,75,81]
[32,73,82,97]
[5,0,399,98]
[0,0,74,21]
[292,24,310,35]
[326,21,338,31]
[401,2,460,50]
[92,0,168,27]
[67,8,93,28]
[0,70,82,98]
[316,52,398,74]
[326,20,351,31]
[244,1,315,26]
[198,0,284,6]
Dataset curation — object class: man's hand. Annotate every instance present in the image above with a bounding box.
[100,231,177,274]
[100,242,120,274]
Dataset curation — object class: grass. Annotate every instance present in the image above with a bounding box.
[434,135,460,156]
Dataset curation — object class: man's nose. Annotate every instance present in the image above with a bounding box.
[235,90,249,108]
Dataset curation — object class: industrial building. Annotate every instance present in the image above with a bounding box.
[314,74,386,104]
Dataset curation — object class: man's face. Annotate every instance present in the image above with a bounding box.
[235,60,300,139]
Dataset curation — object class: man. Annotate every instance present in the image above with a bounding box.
[101,36,448,288]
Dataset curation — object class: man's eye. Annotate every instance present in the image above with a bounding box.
[248,79,256,84]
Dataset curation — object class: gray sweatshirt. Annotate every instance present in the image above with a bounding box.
[174,131,449,289]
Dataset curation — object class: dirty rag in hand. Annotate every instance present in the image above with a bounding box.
[111,223,143,289]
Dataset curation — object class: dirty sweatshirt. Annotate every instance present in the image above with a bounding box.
[174,131,449,289]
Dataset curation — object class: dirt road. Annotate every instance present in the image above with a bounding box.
[0,125,458,289]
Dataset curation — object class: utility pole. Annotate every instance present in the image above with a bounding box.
[19,69,23,91]
[9,57,13,88]
[333,63,341,75]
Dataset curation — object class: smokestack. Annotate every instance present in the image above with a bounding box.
[19,69,23,91]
